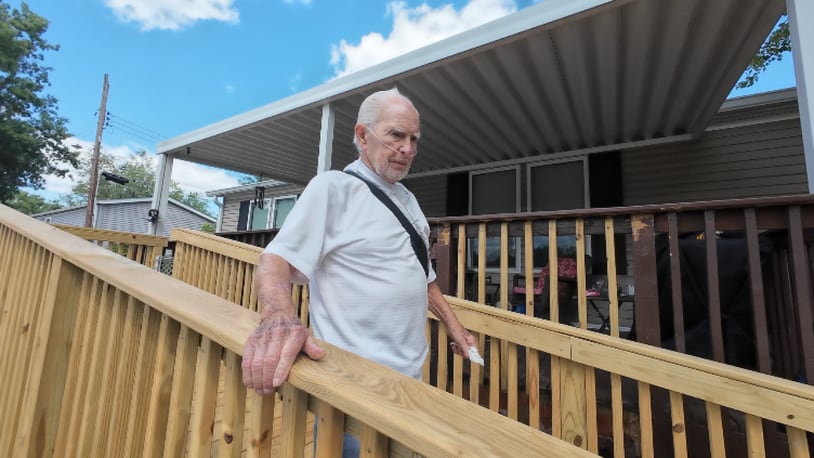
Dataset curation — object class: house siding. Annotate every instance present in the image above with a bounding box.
[96,201,153,234]
[403,174,447,217]
[622,118,806,205]
[219,176,446,230]
[34,200,214,237]
[221,192,251,232]
[161,204,213,234]
[40,209,87,226]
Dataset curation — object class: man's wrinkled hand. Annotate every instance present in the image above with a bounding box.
[449,330,477,358]
[241,312,326,395]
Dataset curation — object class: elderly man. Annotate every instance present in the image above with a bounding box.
[241,88,477,455]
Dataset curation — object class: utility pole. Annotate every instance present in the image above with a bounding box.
[85,73,110,227]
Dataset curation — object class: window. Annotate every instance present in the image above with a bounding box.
[468,167,520,271]
[470,167,519,215]
[271,196,296,228]
[527,159,587,212]
[246,195,297,230]
[248,199,271,230]
[528,159,588,267]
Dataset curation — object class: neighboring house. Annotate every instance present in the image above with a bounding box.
[33,197,216,237]
[207,180,303,233]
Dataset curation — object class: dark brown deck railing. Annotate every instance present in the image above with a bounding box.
[215,228,280,248]
[428,194,814,386]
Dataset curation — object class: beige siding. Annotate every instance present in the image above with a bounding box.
[403,174,447,217]
[221,191,252,232]
[220,184,304,232]
[622,118,806,205]
[220,177,443,230]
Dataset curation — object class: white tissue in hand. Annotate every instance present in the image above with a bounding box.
[468,346,485,365]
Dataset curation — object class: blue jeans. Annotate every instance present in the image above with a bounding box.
[341,433,360,458]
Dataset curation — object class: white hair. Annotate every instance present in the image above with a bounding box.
[352,88,418,154]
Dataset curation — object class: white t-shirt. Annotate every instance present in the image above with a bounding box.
[263,159,436,378]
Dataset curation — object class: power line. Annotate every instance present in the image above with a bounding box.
[105,121,165,145]
[106,112,167,142]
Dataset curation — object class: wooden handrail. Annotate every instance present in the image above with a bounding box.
[1,204,593,457]
[171,228,261,264]
[172,211,814,455]
[444,297,814,431]
[10,201,814,456]
[52,223,168,267]
[53,224,169,247]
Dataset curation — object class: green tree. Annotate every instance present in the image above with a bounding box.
[174,190,211,215]
[5,190,61,214]
[737,13,791,89]
[0,3,78,203]
[64,149,215,217]
[65,149,156,204]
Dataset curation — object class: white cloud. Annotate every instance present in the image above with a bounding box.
[31,137,240,200]
[330,0,517,77]
[104,0,239,31]
[173,160,241,194]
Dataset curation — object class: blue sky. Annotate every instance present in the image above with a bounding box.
[10,0,796,205]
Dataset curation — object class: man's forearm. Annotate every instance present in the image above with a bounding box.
[427,281,466,334]
[255,253,297,319]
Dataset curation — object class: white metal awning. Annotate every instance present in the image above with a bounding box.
[157,0,786,186]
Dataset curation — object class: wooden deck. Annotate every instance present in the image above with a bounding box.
[4,208,814,457]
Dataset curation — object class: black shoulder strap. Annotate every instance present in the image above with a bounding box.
[344,170,429,278]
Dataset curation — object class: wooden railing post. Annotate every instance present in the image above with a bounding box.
[631,213,661,346]
[15,258,83,456]
[431,223,454,295]
[557,358,589,451]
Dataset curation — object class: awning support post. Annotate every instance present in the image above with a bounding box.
[317,103,335,174]
[149,153,174,235]
[788,0,814,193]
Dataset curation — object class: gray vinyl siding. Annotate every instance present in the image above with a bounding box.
[622,118,806,205]
[38,208,87,226]
[96,201,153,234]
[160,204,213,234]
[34,199,215,237]
[96,201,214,236]
[403,174,446,217]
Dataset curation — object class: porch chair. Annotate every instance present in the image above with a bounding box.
[512,257,579,321]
